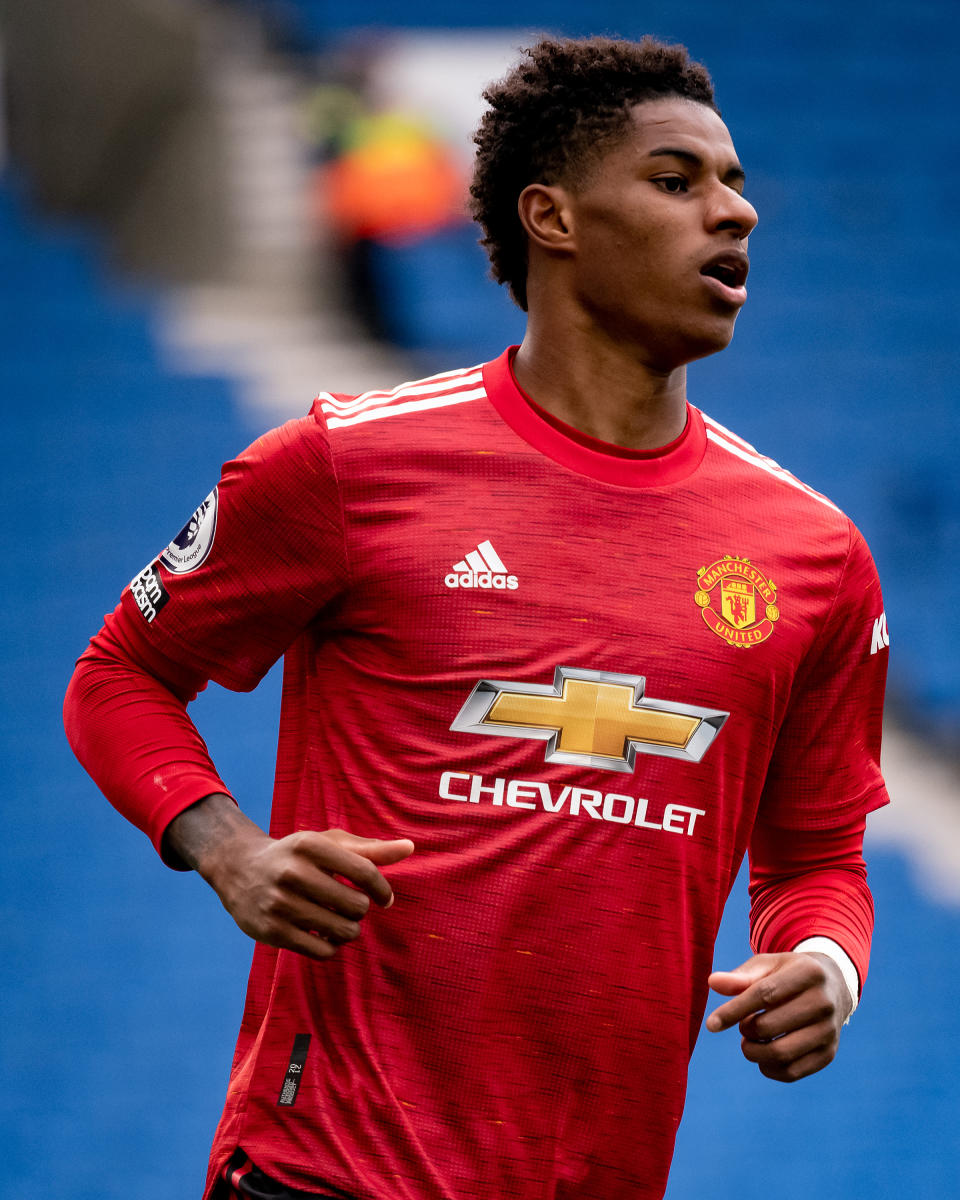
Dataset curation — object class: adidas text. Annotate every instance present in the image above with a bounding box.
[444,570,518,590]
[445,539,518,590]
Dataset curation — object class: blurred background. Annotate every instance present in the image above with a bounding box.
[1,1,958,1196]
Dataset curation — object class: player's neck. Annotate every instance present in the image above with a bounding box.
[513,320,688,452]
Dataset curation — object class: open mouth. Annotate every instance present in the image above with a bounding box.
[699,251,749,302]
[702,261,746,288]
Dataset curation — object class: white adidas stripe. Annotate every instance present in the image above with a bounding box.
[464,549,488,573]
[704,425,840,512]
[701,413,756,452]
[476,540,507,573]
[320,361,482,404]
[321,371,485,417]
[702,414,840,510]
[703,413,839,506]
[318,365,483,415]
[323,387,485,430]
[453,540,509,574]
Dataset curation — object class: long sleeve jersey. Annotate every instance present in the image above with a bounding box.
[66,348,889,1200]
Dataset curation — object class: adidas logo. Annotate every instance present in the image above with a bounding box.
[444,540,518,591]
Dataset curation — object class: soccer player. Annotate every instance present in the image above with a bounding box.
[64,36,889,1200]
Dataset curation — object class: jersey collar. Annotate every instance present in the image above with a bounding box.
[482,347,707,488]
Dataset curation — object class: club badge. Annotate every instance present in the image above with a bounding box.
[695,555,779,648]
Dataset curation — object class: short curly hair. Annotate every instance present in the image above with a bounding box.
[470,36,718,310]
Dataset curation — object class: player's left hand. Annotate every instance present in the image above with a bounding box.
[705,952,853,1082]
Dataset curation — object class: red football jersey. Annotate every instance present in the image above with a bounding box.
[105,349,888,1200]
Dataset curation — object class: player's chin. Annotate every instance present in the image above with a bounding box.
[680,316,739,363]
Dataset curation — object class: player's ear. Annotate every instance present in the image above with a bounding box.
[518,183,576,255]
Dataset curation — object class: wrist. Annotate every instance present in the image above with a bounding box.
[162,792,266,888]
[793,936,859,1023]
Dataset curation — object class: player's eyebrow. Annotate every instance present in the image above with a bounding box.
[647,146,746,189]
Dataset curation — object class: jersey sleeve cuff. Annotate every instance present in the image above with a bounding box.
[793,936,860,1023]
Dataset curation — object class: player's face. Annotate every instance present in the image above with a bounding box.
[564,98,758,368]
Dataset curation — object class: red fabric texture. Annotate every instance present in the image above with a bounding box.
[64,348,890,1200]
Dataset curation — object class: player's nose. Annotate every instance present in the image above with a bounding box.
[708,185,758,239]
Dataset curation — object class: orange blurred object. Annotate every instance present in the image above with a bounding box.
[319,115,468,241]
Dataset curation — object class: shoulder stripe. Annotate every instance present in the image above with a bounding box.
[323,386,485,430]
[702,413,839,510]
[704,424,840,512]
[318,365,484,415]
[701,413,756,452]
[320,375,484,420]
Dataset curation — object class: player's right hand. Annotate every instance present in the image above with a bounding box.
[210,824,415,962]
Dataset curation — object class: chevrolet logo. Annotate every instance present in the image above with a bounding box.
[451,666,728,772]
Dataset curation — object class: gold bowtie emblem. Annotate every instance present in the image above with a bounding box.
[451,667,728,772]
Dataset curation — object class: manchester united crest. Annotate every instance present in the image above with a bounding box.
[694,556,779,648]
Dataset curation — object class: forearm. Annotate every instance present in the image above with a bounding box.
[707,821,871,1077]
[64,622,233,865]
[748,817,874,993]
[65,615,414,964]
[750,870,873,968]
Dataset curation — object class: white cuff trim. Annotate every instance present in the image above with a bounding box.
[792,936,860,1023]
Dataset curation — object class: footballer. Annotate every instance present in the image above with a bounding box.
[65,36,889,1200]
